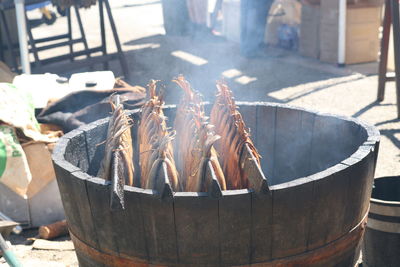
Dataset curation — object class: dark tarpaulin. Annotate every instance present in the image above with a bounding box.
[37,88,145,133]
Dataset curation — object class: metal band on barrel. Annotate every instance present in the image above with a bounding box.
[69,211,368,267]
[368,202,400,233]
[370,202,400,217]
[70,231,156,267]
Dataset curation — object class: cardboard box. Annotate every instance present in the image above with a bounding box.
[319,0,382,64]
[300,4,321,58]
[0,141,64,228]
[0,61,16,83]
[0,83,64,228]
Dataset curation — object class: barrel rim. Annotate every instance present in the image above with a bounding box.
[370,176,400,205]
[370,198,400,206]
[53,102,380,195]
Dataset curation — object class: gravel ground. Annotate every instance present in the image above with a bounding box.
[1,0,398,266]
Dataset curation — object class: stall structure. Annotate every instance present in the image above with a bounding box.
[377,0,400,118]
[0,0,129,78]
[221,0,383,65]
[299,0,383,65]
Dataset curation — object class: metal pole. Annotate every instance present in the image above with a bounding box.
[338,0,346,67]
[377,0,392,102]
[0,233,22,267]
[14,0,31,73]
[390,0,400,118]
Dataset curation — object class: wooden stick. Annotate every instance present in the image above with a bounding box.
[205,160,223,198]
[241,143,270,194]
[110,151,125,210]
[38,220,68,240]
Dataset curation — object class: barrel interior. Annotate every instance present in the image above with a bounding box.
[68,103,369,186]
[372,176,400,202]
[165,103,368,185]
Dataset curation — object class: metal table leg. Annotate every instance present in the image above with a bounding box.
[99,0,108,70]
[25,12,42,67]
[390,0,400,118]
[74,5,91,60]
[104,0,129,79]
[67,7,74,62]
[378,0,392,102]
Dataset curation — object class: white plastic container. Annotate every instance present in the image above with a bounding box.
[13,71,115,108]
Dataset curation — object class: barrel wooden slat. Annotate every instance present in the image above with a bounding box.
[358,149,377,224]
[64,131,101,247]
[307,163,349,250]
[64,130,90,173]
[219,190,251,266]
[342,149,375,231]
[274,108,314,184]
[62,130,110,266]
[310,116,363,174]
[174,193,219,265]
[205,161,223,198]
[271,179,314,259]
[53,170,104,266]
[239,103,258,142]
[68,172,101,250]
[338,161,365,234]
[139,191,178,264]
[112,187,148,260]
[251,191,273,263]
[83,118,108,176]
[242,144,269,194]
[84,176,119,255]
[255,104,276,180]
[52,159,84,242]
[273,107,300,184]
[299,110,315,175]
[53,133,101,254]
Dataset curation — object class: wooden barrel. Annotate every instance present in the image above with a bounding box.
[52,102,380,267]
[362,176,400,267]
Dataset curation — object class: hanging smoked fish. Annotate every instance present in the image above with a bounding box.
[97,94,134,185]
[138,80,180,192]
[97,95,135,209]
[173,75,227,192]
[210,81,261,190]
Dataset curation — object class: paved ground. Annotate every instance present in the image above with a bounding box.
[1,0,399,266]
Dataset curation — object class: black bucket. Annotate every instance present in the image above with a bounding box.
[362,176,400,267]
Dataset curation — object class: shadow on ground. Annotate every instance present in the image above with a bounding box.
[37,33,345,104]
[123,34,342,104]
[352,100,400,160]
